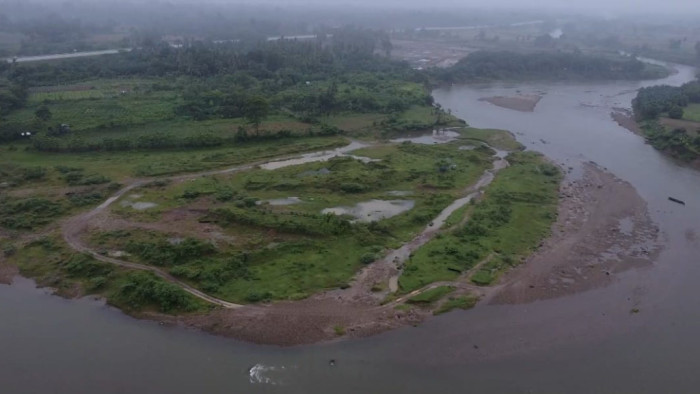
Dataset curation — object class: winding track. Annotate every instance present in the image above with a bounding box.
[60,140,508,309]
[61,143,370,308]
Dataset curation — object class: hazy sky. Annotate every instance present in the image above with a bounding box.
[240,0,700,15]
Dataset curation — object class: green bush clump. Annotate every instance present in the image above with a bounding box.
[339,182,366,193]
[434,295,478,315]
[470,270,494,286]
[114,271,199,312]
[58,167,111,186]
[215,187,236,202]
[67,191,104,206]
[0,196,65,229]
[126,238,216,266]
[407,286,455,304]
[360,253,377,264]
[22,167,46,181]
[64,254,114,278]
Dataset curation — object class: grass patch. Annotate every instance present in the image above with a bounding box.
[682,103,700,123]
[458,128,524,151]
[434,294,479,315]
[5,235,210,314]
[89,141,494,303]
[407,286,455,304]
[333,325,346,336]
[0,136,347,181]
[399,151,561,292]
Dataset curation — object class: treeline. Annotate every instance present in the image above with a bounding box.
[6,29,400,87]
[29,128,336,153]
[632,81,700,120]
[177,73,432,122]
[0,81,28,116]
[433,51,668,83]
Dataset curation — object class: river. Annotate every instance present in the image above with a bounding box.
[2,63,699,393]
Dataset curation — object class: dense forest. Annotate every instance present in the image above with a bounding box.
[433,51,669,83]
[633,81,700,120]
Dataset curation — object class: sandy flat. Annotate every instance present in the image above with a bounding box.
[479,94,543,112]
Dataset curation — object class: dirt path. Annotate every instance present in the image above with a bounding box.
[60,142,371,308]
[320,154,508,304]
[58,139,507,311]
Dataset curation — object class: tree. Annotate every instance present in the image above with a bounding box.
[243,96,269,136]
[35,106,53,122]
[669,105,684,120]
[318,81,338,115]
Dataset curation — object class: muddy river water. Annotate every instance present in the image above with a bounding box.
[3,62,700,393]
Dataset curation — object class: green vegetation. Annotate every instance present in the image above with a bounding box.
[433,51,669,84]
[640,121,700,162]
[0,22,569,318]
[406,286,455,304]
[633,81,700,120]
[0,196,65,230]
[459,128,524,151]
[88,141,495,303]
[632,80,700,162]
[434,294,479,315]
[399,151,561,292]
[682,103,700,122]
[3,235,209,314]
[333,325,346,336]
[0,163,119,231]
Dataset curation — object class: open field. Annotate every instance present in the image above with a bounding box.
[0,137,348,181]
[682,103,700,123]
[398,151,561,292]
[82,139,495,303]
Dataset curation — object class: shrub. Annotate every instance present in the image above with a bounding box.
[668,105,684,120]
[22,167,46,181]
[360,253,376,264]
[339,182,366,193]
[115,271,198,312]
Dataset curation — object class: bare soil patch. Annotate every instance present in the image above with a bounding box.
[391,39,474,69]
[659,117,700,135]
[489,163,661,305]
[479,95,542,112]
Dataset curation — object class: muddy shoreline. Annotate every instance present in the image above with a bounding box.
[490,162,661,305]
[611,108,643,135]
[0,260,19,285]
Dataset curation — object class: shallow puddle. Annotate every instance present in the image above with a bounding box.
[386,190,413,197]
[258,197,303,206]
[260,141,377,170]
[322,199,415,222]
[391,129,461,144]
[120,200,158,210]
